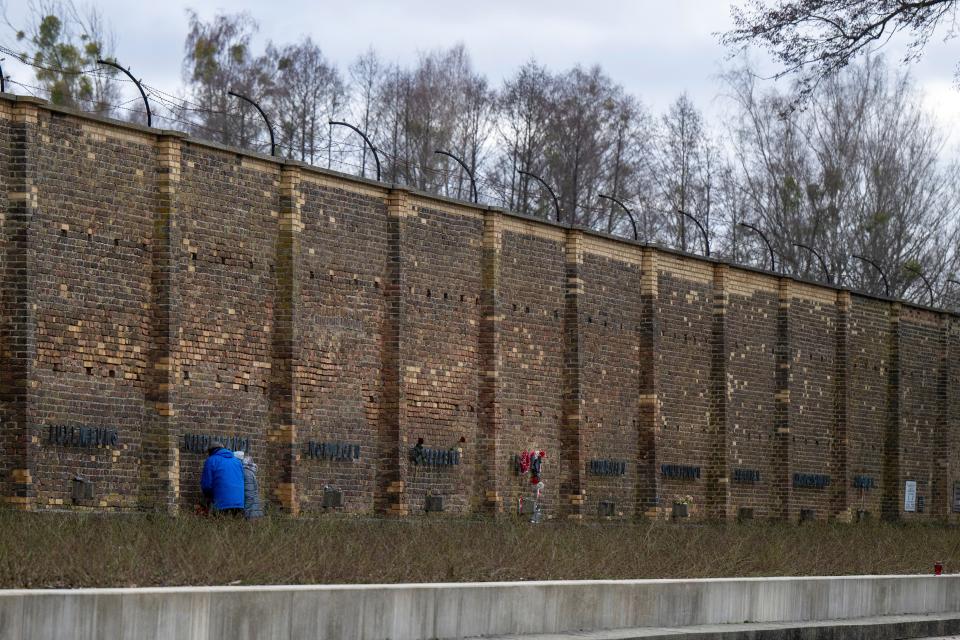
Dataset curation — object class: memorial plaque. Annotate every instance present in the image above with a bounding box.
[322,486,343,509]
[519,497,536,515]
[410,444,461,467]
[71,477,94,504]
[904,480,917,512]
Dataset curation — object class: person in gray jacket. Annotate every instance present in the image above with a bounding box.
[234,451,264,520]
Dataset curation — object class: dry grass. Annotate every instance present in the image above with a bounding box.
[2,510,959,588]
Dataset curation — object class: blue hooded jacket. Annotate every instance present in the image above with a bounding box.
[200,448,245,510]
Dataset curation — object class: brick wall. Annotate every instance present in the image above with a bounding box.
[2,95,957,523]
[495,220,566,517]
[172,148,279,510]
[947,318,960,521]
[899,307,943,520]
[579,239,643,519]
[786,284,839,521]
[398,199,483,515]
[0,100,15,502]
[847,296,891,519]
[726,271,780,519]
[296,177,387,513]
[655,254,715,519]
[30,113,155,509]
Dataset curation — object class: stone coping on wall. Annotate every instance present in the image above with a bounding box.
[0,92,939,315]
[1,575,958,640]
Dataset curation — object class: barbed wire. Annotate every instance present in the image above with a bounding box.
[0,70,832,243]
[0,42,941,300]
[0,43,619,215]
[0,45,680,225]
[0,44,116,79]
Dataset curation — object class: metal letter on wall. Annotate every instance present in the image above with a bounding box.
[181,434,250,454]
[589,459,627,476]
[47,425,120,448]
[659,464,701,480]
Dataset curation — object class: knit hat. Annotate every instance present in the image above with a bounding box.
[234,450,245,460]
[207,439,225,456]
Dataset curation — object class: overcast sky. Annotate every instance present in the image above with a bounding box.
[3,0,960,143]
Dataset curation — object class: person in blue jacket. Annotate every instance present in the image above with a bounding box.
[200,441,245,516]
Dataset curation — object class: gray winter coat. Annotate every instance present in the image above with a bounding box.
[242,460,264,519]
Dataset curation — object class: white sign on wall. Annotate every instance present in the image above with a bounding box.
[904,480,917,512]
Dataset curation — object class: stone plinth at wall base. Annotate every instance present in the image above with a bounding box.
[387,503,409,517]
[484,491,504,513]
[1,497,33,510]
[2,575,958,640]
[271,483,298,515]
[834,508,854,523]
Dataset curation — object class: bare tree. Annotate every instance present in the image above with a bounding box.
[362,45,490,195]
[722,0,960,101]
[543,66,621,227]
[602,93,653,237]
[487,60,555,214]
[723,57,960,301]
[346,48,385,176]
[487,62,652,232]
[445,66,494,202]
[267,37,344,164]
[653,93,715,252]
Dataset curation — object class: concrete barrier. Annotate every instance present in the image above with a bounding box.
[1,575,959,640]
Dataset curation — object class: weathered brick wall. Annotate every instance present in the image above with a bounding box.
[0,100,14,502]
[899,307,942,520]
[2,95,958,523]
[30,114,155,509]
[655,255,715,518]
[786,284,838,521]
[947,318,960,521]
[399,199,483,515]
[174,147,279,509]
[725,271,780,518]
[847,296,891,518]
[579,238,642,519]
[296,176,387,513]
[495,219,566,517]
